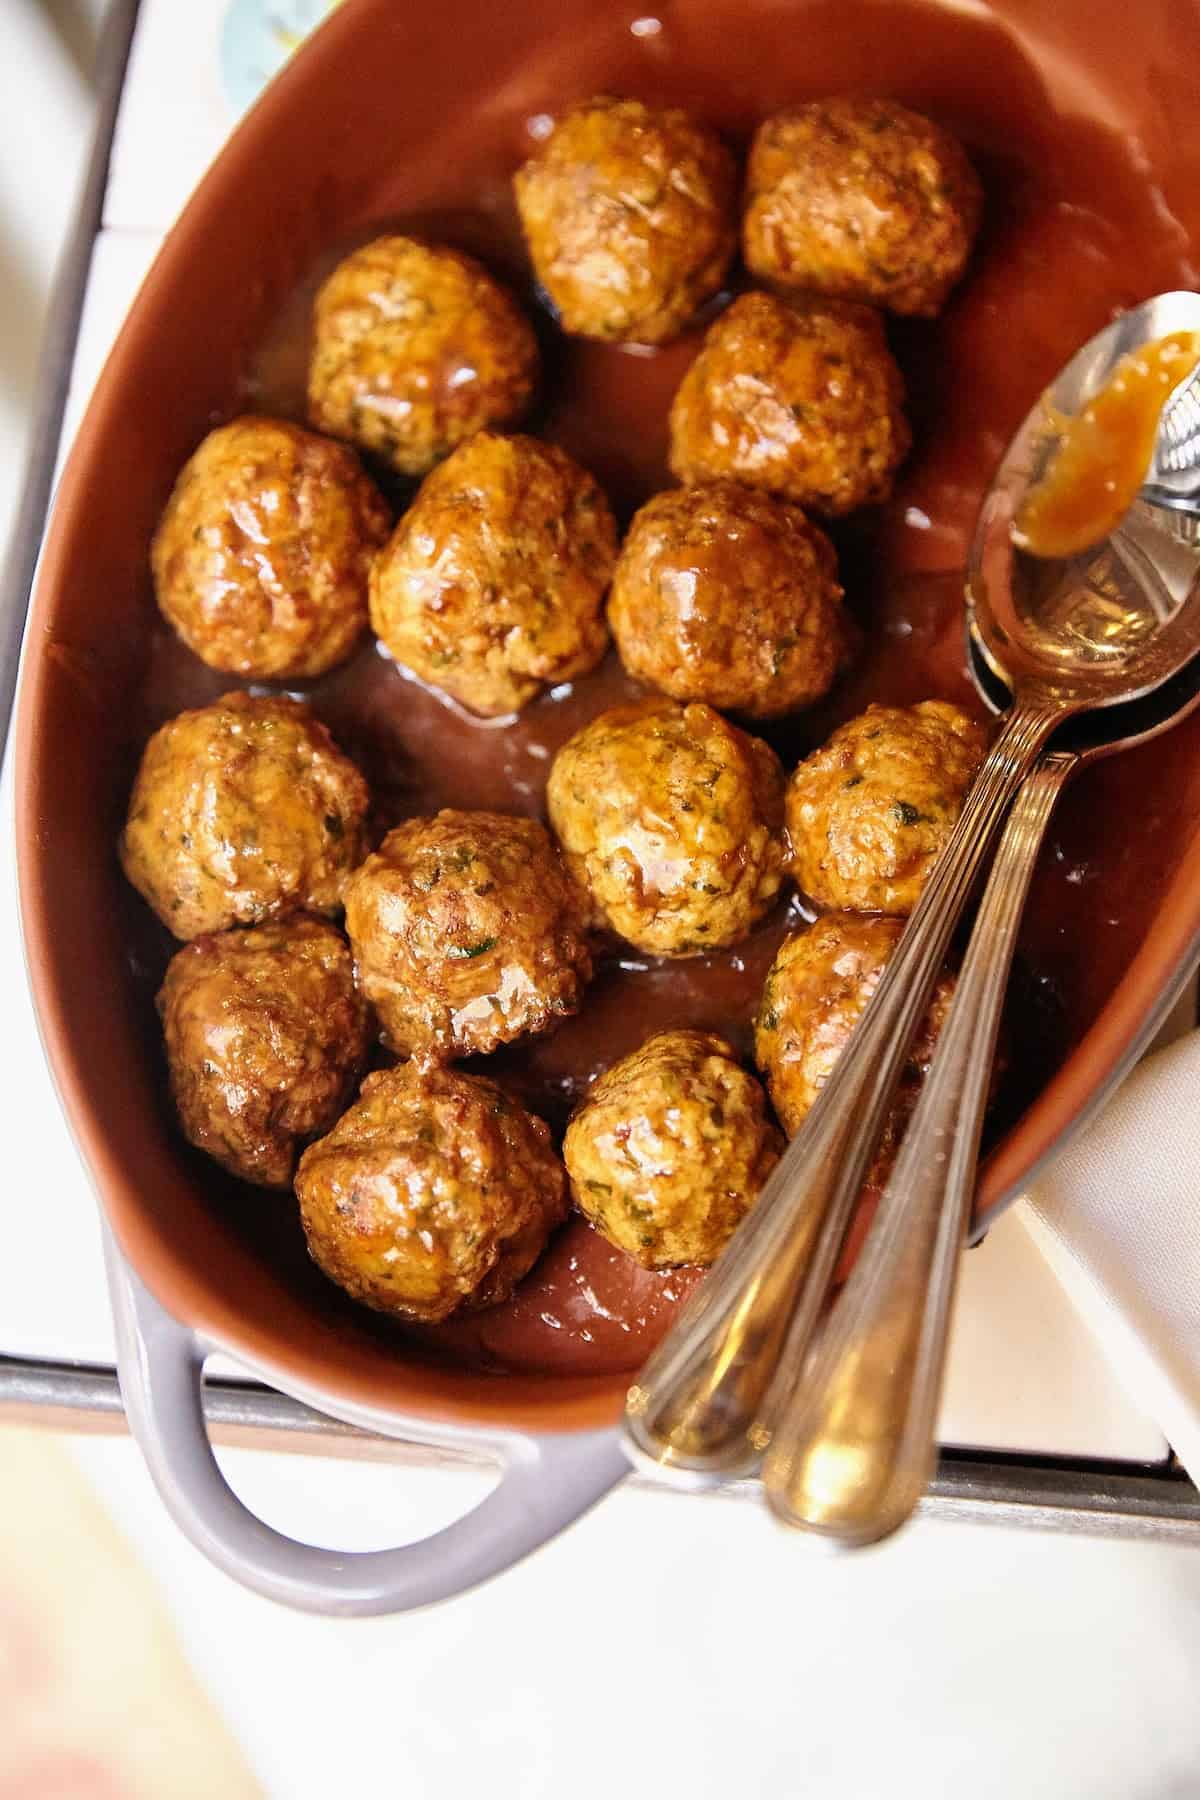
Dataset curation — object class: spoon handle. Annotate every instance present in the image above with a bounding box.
[623,692,1063,1483]
[760,749,1078,1543]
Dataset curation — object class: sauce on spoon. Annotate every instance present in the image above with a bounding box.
[1016,331,1200,558]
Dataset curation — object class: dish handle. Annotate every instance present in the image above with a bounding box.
[104,1234,630,1617]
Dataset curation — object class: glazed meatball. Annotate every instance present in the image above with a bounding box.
[369,432,617,717]
[744,97,982,319]
[564,1030,782,1268]
[151,418,390,680]
[754,913,955,1174]
[669,291,910,515]
[158,917,370,1189]
[308,236,539,477]
[785,700,985,914]
[121,691,369,939]
[344,810,592,1059]
[608,480,847,717]
[513,95,737,345]
[295,1062,567,1323]
[546,697,785,957]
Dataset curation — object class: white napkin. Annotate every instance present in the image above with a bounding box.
[1020,1026,1200,1483]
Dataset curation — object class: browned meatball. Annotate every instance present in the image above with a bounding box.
[564,1030,782,1268]
[546,697,785,957]
[344,810,592,1059]
[744,98,983,319]
[121,692,369,939]
[308,237,539,477]
[608,480,847,717]
[513,95,737,345]
[369,432,617,717]
[669,291,910,515]
[295,1062,567,1322]
[754,913,955,1176]
[785,701,985,914]
[151,418,390,681]
[158,917,370,1188]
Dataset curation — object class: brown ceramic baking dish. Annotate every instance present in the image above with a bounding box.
[16,0,1200,1611]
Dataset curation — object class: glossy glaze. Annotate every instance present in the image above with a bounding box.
[19,0,1200,1431]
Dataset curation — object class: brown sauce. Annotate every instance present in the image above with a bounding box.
[122,7,1200,1378]
[1016,331,1200,558]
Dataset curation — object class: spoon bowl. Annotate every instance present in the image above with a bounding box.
[969,292,1200,694]
[968,613,1200,753]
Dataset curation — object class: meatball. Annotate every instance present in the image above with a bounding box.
[295,1062,567,1323]
[608,480,847,718]
[754,913,955,1175]
[546,697,785,957]
[785,700,985,914]
[564,1030,782,1268]
[158,917,370,1189]
[151,418,390,681]
[743,98,982,319]
[668,291,910,515]
[121,691,369,939]
[344,810,592,1059]
[513,95,737,345]
[369,432,617,717]
[308,236,539,477]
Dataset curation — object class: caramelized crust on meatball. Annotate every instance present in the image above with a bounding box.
[754,913,955,1174]
[158,917,370,1188]
[669,291,910,515]
[564,1029,782,1268]
[121,691,369,939]
[608,480,847,717]
[151,417,390,680]
[344,809,593,1059]
[546,696,786,957]
[513,95,737,345]
[369,432,617,717]
[785,700,985,914]
[308,236,539,476]
[744,97,982,318]
[295,1062,567,1322]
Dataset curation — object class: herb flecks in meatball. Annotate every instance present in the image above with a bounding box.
[547,696,785,957]
[344,809,593,1059]
[785,700,985,914]
[744,97,982,318]
[608,480,847,717]
[369,432,617,717]
[121,691,368,939]
[308,236,539,476]
[669,290,910,515]
[296,1062,567,1323]
[151,417,390,680]
[754,912,955,1178]
[514,95,737,345]
[565,1029,782,1268]
[158,917,370,1188]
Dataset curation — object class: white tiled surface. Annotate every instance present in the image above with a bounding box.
[64,1431,1200,1800]
[105,0,235,232]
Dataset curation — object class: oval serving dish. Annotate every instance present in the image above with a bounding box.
[16,0,1200,1611]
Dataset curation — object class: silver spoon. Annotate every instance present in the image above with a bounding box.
[624,291,1200,1487]
[760,619,1200,1542]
